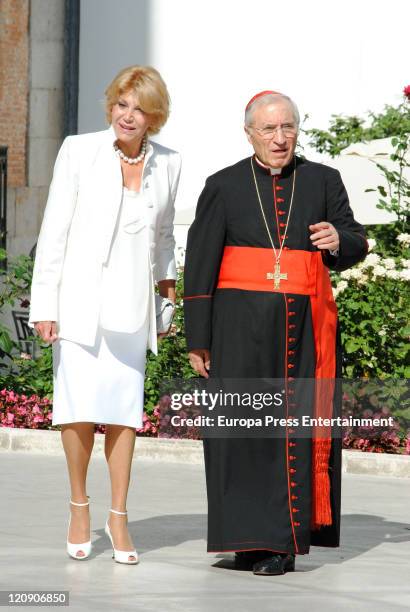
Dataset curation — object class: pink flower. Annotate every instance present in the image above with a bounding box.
[403,85,410,100]
[159,395,171,408]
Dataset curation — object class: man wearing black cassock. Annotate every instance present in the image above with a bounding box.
[183,91,368,575]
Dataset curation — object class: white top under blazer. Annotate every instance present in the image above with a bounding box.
[99,187,150,332]
[29,126,181,355]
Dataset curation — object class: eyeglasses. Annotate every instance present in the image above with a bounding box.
[250,123,298,140]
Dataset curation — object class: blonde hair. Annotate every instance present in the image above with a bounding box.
[105,65,170,135]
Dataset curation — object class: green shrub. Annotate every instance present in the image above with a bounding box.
[144,269,195,414]
[331,229,410,378]
[304,103,410,158]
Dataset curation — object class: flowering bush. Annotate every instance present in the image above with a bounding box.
[331,235,409,378]
[0,389,163,436]
[340,379,410,455]
[135,406,161,436]
[156,394,202,439]
[343,418,410,454]
[0,388,53,428]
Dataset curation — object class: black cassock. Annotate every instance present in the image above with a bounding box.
[183,155,367,555]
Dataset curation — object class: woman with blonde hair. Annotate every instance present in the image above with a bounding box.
[29,65,181,564]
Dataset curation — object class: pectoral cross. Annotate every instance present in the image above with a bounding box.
[267,261,288,289]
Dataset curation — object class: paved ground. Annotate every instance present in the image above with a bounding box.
[0,451,409,612]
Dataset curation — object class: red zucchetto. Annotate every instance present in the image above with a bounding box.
[245,90,281,111]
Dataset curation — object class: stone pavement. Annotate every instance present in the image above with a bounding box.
[0,451,409,612]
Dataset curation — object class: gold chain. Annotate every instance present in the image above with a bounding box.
[250,156,296,264]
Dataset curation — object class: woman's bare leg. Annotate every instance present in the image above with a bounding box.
[61,422,95,557]
[105,424,137,561]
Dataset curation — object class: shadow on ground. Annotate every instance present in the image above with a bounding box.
[86,512,410,572]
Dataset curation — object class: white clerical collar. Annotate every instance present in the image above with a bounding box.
[254,155,282,175]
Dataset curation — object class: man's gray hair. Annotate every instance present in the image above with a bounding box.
[245,93,300,128]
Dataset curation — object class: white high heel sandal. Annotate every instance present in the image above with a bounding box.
[104,509,139,565]
[66,497,92,560]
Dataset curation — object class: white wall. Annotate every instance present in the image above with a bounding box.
[78,0,410,233]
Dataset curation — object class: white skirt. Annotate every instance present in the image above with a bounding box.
[51,318,149,428]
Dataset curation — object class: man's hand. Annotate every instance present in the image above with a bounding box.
[189,349,211,378]
[309,222,339,251]
[34,321,58,344]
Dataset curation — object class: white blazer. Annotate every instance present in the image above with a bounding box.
[29,126,181,355]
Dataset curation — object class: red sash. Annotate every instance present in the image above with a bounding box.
[217,246,337,528]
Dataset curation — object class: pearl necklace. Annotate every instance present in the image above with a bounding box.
[114,137,147,164]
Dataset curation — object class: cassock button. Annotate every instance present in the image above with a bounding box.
[289,468,296,473]
[288,324,296,329]
[280,222,286,228]
[289,311,296,316]
[277,198,284,203]
[291,494,298,500]
[278,210,286,216]
[292,508,299,513]
[294,521,301,527]
[290,481,297,487]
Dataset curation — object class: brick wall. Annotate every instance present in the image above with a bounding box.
[0,0,30,188]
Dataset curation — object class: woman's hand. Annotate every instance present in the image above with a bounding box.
[34,321,58,344]
[157,279,176,302]
[157,279,176,340]
[157,310,175,340]
[157,328,172,340]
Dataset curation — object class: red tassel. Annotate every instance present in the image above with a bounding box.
[311,438,332,528]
